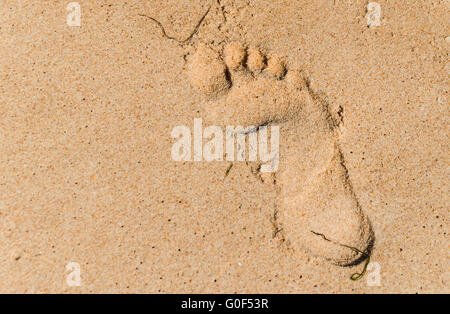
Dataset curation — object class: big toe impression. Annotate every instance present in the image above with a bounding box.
[187,45,230,97]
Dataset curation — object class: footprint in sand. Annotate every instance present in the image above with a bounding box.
[186,42,374,266]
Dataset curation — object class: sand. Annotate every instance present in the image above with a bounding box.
[0,0,448,293]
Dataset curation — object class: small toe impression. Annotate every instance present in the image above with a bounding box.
[247,47,266,73]
[224,42,247,71]
[187,45,231,97]
[265,54,286,79]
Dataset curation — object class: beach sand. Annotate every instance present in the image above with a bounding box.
[0,0,448,293]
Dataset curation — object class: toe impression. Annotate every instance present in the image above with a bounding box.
[224,42,247,71]
[187,45,231,97]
